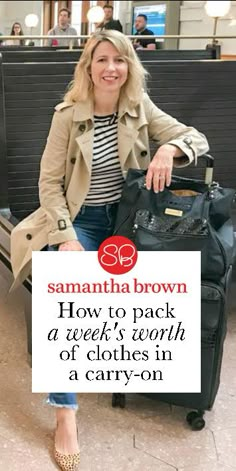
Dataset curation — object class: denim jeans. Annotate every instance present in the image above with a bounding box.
[46,203,119,409]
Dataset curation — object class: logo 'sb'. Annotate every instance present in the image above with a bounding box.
[98,236,138,274]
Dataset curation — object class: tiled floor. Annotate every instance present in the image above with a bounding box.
[0,266,236,471]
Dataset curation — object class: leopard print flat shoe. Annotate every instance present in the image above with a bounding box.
[54,448,80,470]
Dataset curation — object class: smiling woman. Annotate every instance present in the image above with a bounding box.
[11,29,209,471]
[90,41,128,111]
[64,29,148,108]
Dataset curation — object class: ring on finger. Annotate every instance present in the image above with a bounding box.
[159,176,165,180]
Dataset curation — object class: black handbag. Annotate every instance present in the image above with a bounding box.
[114,155,236,281]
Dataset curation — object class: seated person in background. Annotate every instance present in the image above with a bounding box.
[5,22,25,46]
[47,7,78,47]
[134,14,156,50]
[97,4,123,32]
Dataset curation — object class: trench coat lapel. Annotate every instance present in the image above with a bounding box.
[73,95,145,171]
[118,121,139,169]
[75,129,94,174]
[74,114,140,173]
[117,94,147,169]
[75,121,139,172]
[73,99,94,174]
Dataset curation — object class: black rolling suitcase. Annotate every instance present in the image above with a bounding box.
[112,155,236,430]
[112,266,232,430]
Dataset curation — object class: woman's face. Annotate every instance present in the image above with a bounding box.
[13,24,21,34]
[90,41,128,95]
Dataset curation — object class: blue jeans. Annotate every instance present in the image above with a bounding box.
[46,203,119,409]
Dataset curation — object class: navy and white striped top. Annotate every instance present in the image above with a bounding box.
[84,113,124,206]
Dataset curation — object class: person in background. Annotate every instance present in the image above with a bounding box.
[11,29,209,471]
[5,22,25,46]
[97,4,123,32]
[134,14,156,50]
[47,7,78,47]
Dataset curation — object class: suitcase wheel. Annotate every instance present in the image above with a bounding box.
[112,393,126,408]
[186,411,205,431]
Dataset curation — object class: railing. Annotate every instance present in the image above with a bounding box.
[1,34,236,40]
[0,34,234,50]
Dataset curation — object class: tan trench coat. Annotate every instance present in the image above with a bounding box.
[10,93,209,287]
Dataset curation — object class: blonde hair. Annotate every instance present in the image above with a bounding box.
[64,30,149,107]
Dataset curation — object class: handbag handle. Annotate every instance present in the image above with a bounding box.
[199,153,214,167]
[198,153,214,185]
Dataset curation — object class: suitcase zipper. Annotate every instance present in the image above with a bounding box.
[211,228,227,275]
[201,279,226,403]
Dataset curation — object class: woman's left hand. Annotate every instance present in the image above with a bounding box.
[146,144,177,193]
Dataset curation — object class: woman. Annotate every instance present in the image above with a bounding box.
[6,22,25,46]
[11,30,209,470]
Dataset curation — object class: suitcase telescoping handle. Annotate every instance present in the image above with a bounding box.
[199,153,214,185]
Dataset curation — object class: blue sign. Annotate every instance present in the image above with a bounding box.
[132,4,166,37]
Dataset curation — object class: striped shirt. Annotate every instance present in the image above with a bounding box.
[84,113,124,206]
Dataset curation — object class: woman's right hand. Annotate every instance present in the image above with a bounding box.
[58,240,84,251]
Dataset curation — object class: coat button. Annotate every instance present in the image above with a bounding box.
[79,124,86,132]
[70,157,76,164]
[183,137,192,146]
[26,233,32,240]
[141,150,147,157]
